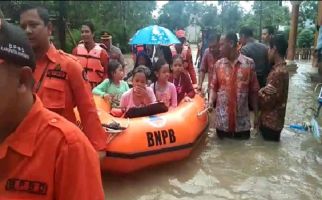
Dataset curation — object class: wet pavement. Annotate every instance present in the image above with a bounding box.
[103,54,322,200]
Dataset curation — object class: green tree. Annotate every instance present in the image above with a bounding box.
[218,1,243,33]
[1,1,156,53]
[0,1,65,49]
[0,1,57,23]
[65,1,156,53]
[200,4,220,30]
[250,1,290,39]
[239,13,257,30]
[299,1,318,29]
[157,1,220,31]
[157,1,189,31]
[297,28,314,48]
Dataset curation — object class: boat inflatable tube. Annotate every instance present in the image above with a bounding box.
[75,94,209,173]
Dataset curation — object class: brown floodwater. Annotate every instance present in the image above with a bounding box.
[103,55,322,199]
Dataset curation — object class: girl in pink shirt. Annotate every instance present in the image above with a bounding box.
[169,55,195,103]
[150,58,177,109]
[120,65,156,112]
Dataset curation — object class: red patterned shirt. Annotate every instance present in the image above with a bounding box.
[211,54,260,132]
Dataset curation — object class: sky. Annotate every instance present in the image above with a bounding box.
[153,1,292,17]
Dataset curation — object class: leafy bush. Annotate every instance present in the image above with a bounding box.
[65,29,81,53]
[297,28,314,48]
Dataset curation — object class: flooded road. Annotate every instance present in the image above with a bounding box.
[103,56,322,199]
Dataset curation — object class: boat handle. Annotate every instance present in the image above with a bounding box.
[197,107,210,117]
[111,118,130,129]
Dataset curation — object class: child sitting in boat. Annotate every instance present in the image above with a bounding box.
[92,60,129,108]
[169,55,195,103]
[151,58,177,109]
[120,65,156,113]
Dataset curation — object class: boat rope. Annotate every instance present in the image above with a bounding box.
[197,107,210,117]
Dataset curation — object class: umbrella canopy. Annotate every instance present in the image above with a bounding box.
[129,25,180,45]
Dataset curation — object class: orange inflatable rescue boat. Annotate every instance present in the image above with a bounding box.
[76,94,208,173]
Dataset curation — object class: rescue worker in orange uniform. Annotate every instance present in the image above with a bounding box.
[19,6,107,151]
[170,29,197,84]
[72,21,109,89]
[0,19,104,200]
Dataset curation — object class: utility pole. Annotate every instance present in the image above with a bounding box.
[259,0,263,42]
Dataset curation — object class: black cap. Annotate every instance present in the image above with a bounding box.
[0,19,35,70]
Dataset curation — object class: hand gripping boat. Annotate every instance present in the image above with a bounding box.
[76,94,208,173]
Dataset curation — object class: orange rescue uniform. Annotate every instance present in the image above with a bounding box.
[72,43,109,89]
[170,44,197,84]
[34,44,107,151]
[0,96,104,200]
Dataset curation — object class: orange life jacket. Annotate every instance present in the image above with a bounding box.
[75,43,105,88]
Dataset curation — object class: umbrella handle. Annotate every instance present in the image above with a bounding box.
[152,45,156,60]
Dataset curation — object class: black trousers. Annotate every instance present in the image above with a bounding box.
[216,129,250,140]
[259,125,281,142]
[257,75,267,88]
